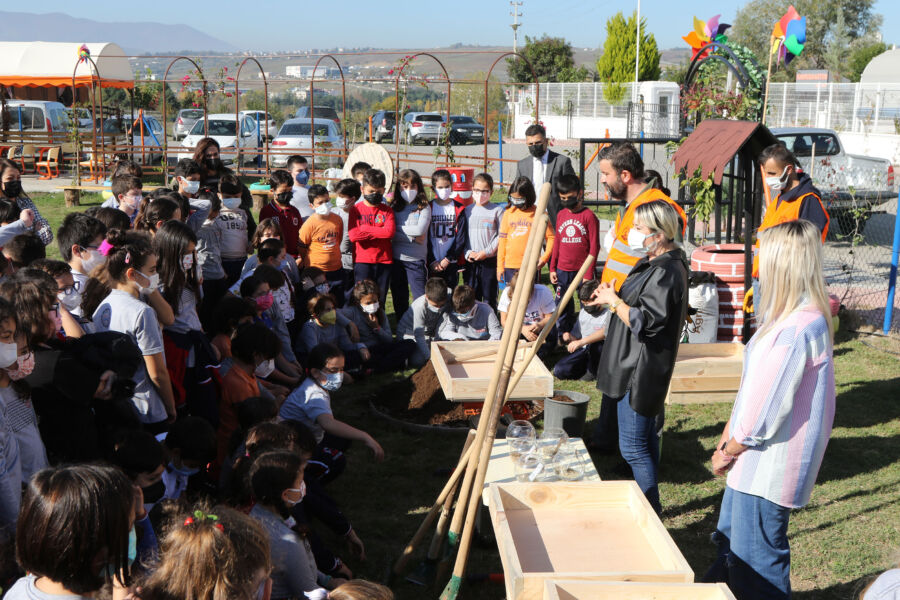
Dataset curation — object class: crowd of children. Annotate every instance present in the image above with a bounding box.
[0,141,615,599]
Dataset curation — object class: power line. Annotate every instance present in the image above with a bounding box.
[510,1,523,54]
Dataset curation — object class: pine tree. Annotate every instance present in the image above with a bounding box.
[596,12,661,84]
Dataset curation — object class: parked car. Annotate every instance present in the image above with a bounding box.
[92,115,166,165]
[370,110,397,143]
[771,127,896,234]
[66,107,93,131]
[239,110,278,140]
[295,106,342,128]
[270,118,344,168]
[0,100,70,134]
[447,115,485,145]
[173,108,204,141]
[402,112,447,145]
[178,113,260,165]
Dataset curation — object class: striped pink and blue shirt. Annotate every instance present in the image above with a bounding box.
[726,306,836,508]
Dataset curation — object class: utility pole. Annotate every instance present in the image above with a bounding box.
[510,1,523,54]
[634,0,641,102]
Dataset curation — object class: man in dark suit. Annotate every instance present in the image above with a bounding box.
[514,123,576,227]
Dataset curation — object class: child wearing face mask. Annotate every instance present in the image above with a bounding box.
[56,213,107,316]
[288,155,313,219]
[92,230,177,432]
[299,185,345,305]
[216,322,282,467]
[239,218,301,287]
[279,343,384,463]
[172,159,212,235]
[497,176,555,284]
[249,450,339,598]
[239,273,303,389]
[340,280,415,374]
[160,416,216,503]
[298,294,360,371]
[437,284,501,342]
[260,170,304,258]
[427,169,468,289]
[554,279,609,382]
[464,172,504,309]
[217,173,251,285]
[332,179,361,305]
[389,169,431,320]
[110,174,143,227]
[396,277,451,368]
[549,174,599,338]
[347,169,395,307]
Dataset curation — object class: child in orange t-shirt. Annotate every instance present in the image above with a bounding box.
[298,184,345,305]
[497,176,554,283]
[215,322,282,467]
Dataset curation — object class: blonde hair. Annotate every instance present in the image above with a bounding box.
[634,200,681,247]
[137,505,270,600]
[756,219,834,340]
[329,580,395,600]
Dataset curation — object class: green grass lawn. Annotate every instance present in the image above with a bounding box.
[30,192,900,599]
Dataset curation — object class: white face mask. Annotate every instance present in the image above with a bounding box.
[765,166,791,192]
[58,290,82,312]
[315,202,332,216]
[473,190,491,205]
[180,177,200,195]
[81,248,106,274]
[136,271,160,293]
[435,187,451,201]
[284,480,307,506]
[254,358,275,378]
[0,341,17,369]
[361,302,379,314]
[401,188,418,203]
[222,197,241,210]
[335,196,350,208]
[510,196,525,207]
[426,301,442,313]
[181,254,194,273]
[627,228,658,254]
[122,195,142,212]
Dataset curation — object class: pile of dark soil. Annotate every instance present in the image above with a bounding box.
[549,394,575,403]
[372,362,543,427]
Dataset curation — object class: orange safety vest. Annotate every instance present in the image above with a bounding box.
[752,192,829,278]
[600,188,687,291]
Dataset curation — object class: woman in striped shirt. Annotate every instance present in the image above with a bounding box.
[704,219,836,600]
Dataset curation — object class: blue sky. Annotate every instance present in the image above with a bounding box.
[16,0,899,51]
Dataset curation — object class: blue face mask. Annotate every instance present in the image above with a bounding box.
[100,527,137,577]
[454,307,477,322]
[320,371,343,392]
[170,461,200,478]
[295,170,309,186]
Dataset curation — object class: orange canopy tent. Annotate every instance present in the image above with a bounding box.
[0,42,134,89]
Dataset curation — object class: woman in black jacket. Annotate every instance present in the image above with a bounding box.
[588,200,688,514]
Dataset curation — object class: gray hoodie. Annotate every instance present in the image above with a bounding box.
[392,202,431,262]
[438,301,502,341]
[397,293,448,360]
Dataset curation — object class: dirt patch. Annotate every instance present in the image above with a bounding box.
[372,362,543,427]
[549,394,575,403]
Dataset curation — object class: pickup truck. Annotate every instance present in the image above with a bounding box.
[770,127,895,235]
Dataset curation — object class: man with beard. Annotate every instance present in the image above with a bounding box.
[598,143,686,291]
[514,124,576,227]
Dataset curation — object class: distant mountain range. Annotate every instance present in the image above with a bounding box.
[0,10,235,54]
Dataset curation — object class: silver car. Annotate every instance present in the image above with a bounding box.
[270,118,344,168]
[403,112,447,145]
[173,108,204,141]
[239,110,278,140]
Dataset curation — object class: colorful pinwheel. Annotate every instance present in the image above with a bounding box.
[78,44,90,64]
[770,6,806,64]
[682,14,731,60]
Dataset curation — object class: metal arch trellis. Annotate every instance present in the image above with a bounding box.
[484,51,540,171]
[234,57,270,177]
[71,55,106,181]
[308,54,348,175]
[681,40,767,130]
[393,52,452,171]
[161,56,208,183]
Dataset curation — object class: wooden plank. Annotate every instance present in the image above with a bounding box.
[544,580,737,600]
[667,391,737,405]
[489,482,693,600]
[669,375,743,393]
[676,342,743,359]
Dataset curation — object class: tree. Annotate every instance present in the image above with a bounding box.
[731,0,883,76]
[596,12,662,84]
[506,35,587,83]
[847,40,887,81]
[823,11,851,79]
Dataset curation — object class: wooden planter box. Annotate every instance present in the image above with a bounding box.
[544,580,736,600]
[430,341,553,402]
[489,482,693,600]
[666,342,744,405]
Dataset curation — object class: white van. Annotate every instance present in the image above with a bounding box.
[1,100,71,133]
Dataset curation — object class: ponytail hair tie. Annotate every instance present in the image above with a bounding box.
[98,239,115,256]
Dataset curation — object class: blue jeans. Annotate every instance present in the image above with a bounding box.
[553,269,580,335]
[617,392,661,514]
[703,487,792,600]
[391,259,427,321]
